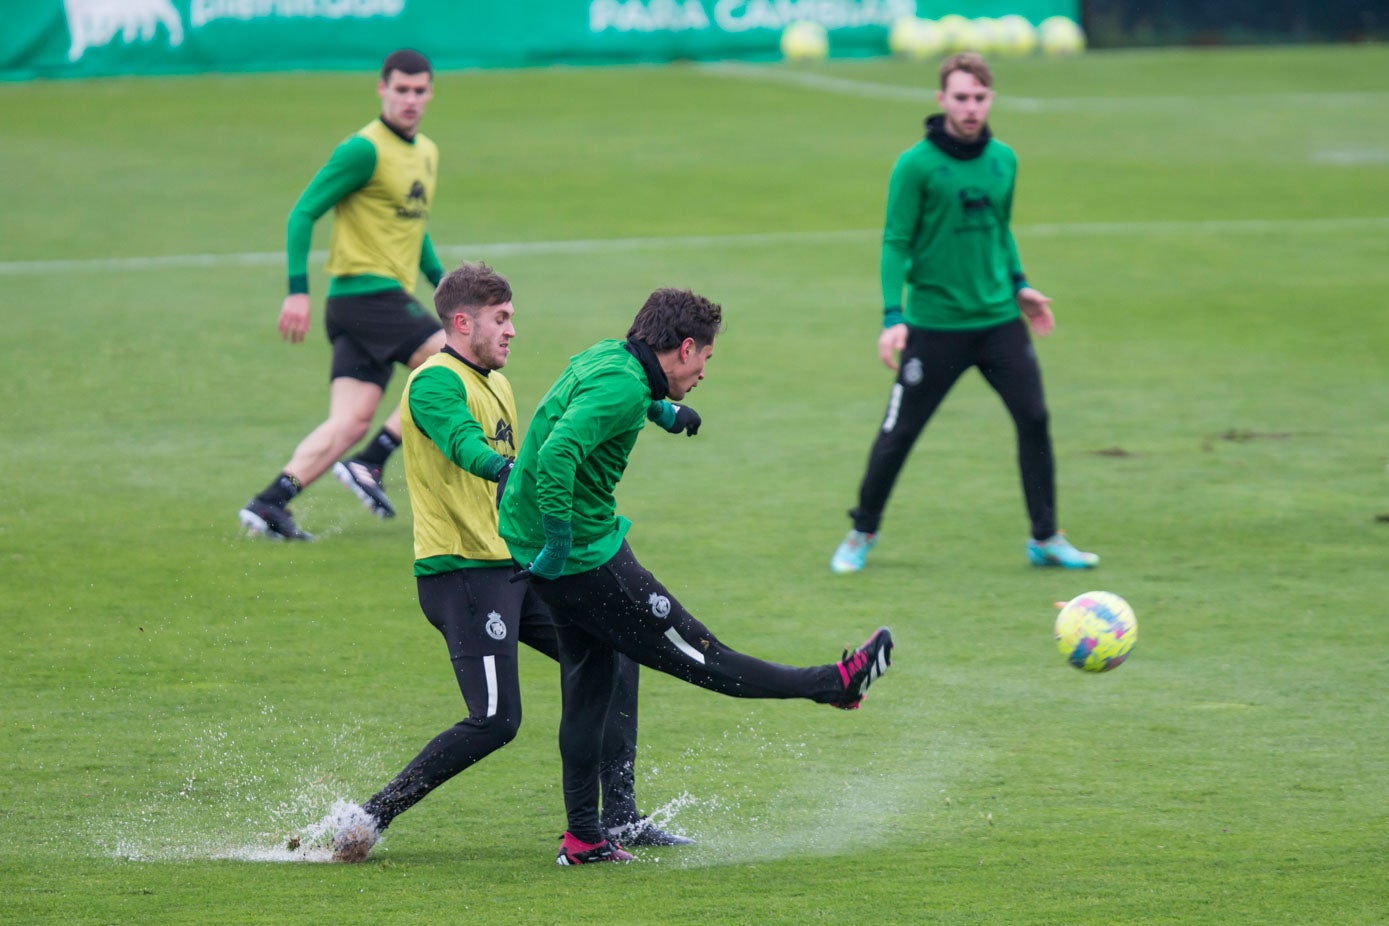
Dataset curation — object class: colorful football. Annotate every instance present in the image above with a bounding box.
[1054,591,1136,672]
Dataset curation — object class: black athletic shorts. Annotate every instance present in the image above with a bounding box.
[324,289,442,389]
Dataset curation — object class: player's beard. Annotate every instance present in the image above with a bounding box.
[944,113,983,140]
[472,331,509,371]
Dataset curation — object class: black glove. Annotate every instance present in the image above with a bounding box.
[669,403,701,436]
[649,400,701,436]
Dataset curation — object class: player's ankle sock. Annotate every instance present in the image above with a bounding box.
[256,472,303,508]
[353,427,400,468]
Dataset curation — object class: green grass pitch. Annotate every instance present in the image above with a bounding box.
[2,43,1387,924]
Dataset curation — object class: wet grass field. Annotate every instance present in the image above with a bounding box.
[2,43,1387,925]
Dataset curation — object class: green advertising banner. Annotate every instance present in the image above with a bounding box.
[1,1,1079,80]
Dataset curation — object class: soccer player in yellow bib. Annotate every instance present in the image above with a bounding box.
[329,263,688,863]
[239,49,447,540]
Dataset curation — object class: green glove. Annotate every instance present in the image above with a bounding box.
[528,514,572,580]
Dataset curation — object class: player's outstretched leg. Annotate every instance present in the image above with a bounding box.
[830,626,894,710]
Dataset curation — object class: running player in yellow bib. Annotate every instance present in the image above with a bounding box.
[239,49,447,540]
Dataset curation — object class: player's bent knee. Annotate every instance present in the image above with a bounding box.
[472,712,521,747]
[327,415,373,447]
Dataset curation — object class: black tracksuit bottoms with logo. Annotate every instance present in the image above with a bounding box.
[531,541,847,844]
[361,567,643,832]
[850,317,1058,541]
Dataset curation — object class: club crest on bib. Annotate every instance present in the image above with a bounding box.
[485,611,507,641]
[491,419,515,450]
[648,593,671,619]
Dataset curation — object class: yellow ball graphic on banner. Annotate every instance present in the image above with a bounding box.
[781,21,829,62]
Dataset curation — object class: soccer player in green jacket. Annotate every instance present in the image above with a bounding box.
[831,52,1099,574]
[239,49,446,541]
[499,287,895,866]
[329,263,687,862]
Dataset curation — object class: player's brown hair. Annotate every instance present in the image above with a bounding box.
[433,262,511,324]
[627,288,723,351]
[382,48,432,81]
[939,51,993,89]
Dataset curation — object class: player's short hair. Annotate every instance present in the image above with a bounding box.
[434,262,511,324]
[939,52,992,89]
[382,48,432,81]
[627,287,723,351]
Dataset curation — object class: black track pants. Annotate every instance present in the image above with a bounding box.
[362,568,640,830]
[850,318,1057,540]
[531,542,844,843]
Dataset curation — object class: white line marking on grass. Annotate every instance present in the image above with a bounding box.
[0,232,866,276]
[699,62,1389,112]
[1022,217,1389,236]
[702,63,936,103]
[1312,147,1389,165]
[0,250,288,275]
[4,218,1388,277]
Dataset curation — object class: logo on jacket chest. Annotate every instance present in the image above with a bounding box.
[955,185,996,233]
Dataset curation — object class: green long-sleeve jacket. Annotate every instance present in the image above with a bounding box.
[498,339,660,575]
[880,115,1028,331]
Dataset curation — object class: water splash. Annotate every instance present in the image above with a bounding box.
[94,709,942,867]
[626,717,934,868]
[97,711,387,863]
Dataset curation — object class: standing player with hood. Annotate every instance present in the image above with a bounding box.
[831,52,1099,574]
